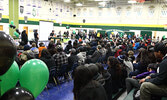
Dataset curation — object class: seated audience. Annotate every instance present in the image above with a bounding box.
[38,42,47,58]
[64,40,72,54]
[40,49,56,70]
[47,41,56,56]
[77,47,87,65]
[30,43,39,55]
[140,42,167,100]
[53,45,68,71]
[126,63,157,94]
[73,65,108,100]
[107,56,122,94]
[87,45,102,63]
[68,48,78,71]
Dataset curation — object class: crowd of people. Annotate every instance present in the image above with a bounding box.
[16,31,167,100]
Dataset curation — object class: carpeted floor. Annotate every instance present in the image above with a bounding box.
[36,81,74,100]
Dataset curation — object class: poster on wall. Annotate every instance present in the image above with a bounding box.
[38,0,42,8]
[0,0,4,11]
[26,0,31,6]
[32,0,36,7]
[20,6,24,14]
[20,0,24,6]
[26,6,31,15]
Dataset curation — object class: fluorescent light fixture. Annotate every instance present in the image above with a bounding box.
[128,0,137,3]
[64,0,70,2]
[76,3,83,6]
[99,2,106,6]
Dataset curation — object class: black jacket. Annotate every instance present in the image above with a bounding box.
[108,68,121,94]
[91,50,102,63]
[146,55,167,85]
[21,31,28,45]
[78,80,108,100]
[64,44,72,54]
[68,54,78,70]
[40,56,56,70]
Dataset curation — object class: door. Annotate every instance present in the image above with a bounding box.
[0,25,3,31]
[140,31,152,39]
[23,26,28,35]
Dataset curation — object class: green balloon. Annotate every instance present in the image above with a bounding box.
[0,61,19,96]
[14,31,19,38]
[163,35,165,39]
[10,21,14,25]
[19,59,49,98]
[73,30,76,34]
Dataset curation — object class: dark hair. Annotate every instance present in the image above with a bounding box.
[48,41,55,49]
[41,49,51,58]
[148,63,157,71]
[39,42,44,47]
[154,42,167,56]
[73,66,93,100]
[87,64,99,77]
[108,56,121,75]
[96,63,104,74]
[68,40,72,45]
[136,49,151,67]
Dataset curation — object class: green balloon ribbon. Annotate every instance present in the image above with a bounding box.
[19,59,49,98]
[0,61,19,96]
[14,31,19,38]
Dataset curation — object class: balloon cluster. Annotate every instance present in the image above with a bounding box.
[0,31,49,100]
[9,21,16,29]
[9,21,20,38]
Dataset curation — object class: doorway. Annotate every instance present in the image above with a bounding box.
[23,26,28,35]
[0,25,3,31]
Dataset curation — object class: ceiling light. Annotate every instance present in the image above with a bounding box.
[64,0,70,2]
[76,3,83,6]
[99,2,106,6]
[128,0,137,3]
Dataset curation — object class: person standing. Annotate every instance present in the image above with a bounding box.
[34,30,39,47]
[21,30,28,45]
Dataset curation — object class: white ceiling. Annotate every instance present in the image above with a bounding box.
[51,0,167,7]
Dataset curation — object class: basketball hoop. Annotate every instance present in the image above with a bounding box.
[131,0,144,14]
